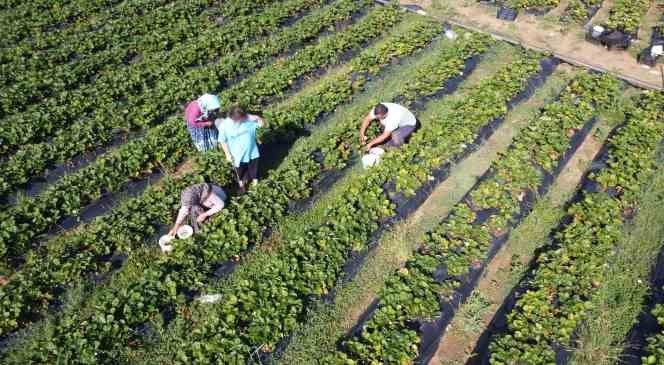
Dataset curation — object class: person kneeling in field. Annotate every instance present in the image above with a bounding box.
[216,106,266,193]
[359,102,417,151]
[169,183,227,235]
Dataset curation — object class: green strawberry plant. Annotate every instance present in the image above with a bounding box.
[604,0,651,35]
[0,0,218,118]
[0,0,325,157]
[2,20,496,363]
[0,0,123,48]
[562,0,603,23]
[163,46,538,365]
[506,0,559,11]
[0,0,373,198]
[643,303,664,365]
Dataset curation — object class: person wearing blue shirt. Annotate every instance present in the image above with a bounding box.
[216,106,266,193]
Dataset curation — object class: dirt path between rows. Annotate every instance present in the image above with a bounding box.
[430,119,609,365]
[399,0,664,90]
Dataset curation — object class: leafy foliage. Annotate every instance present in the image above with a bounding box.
[0,0,328,181]
[643,303,664,364]
[604,0,652,34]
[506,0,559,11]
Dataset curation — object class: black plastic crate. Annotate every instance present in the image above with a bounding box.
[497,5,518,21]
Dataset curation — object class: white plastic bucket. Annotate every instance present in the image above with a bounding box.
[158,235,175,253]
[362,154,379,169]
[177,225,193,239]
[369,147,385,156]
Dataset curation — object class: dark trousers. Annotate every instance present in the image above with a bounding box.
[235,158,259,186]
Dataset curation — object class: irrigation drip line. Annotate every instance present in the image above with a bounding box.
[373,0,663,91]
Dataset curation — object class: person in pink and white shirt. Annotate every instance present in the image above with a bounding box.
[184,94,222,151]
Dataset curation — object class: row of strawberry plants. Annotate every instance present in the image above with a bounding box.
[0,15,449,362]
[0,0,121,48]
[0,0,280,87]
[488,91,664,364]
[0,0,218,115]
[506,0,559,11]
[604,0,652,35]
[0,0,169,51]
[0,0,285,118]
[0,0,342,197]
[0,3,399,272]
[0,2,327,172]
[140,49,543,364]
[562,0,603,23]
[0,2,422,337]
[0,0,296,152]
[330,72,620,364]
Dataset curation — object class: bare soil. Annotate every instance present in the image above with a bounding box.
[429,121,607,365]
[400,0,664,90]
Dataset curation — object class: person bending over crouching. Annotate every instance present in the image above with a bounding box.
[169,183,227,236]
[359,102,417,151]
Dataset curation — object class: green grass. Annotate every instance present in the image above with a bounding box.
[569,145,664,365]
[455,292,492,333]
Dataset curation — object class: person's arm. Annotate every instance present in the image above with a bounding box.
[219,142,233,164]
[185,103,213,128]
[366,130,392,150]
[198,194,225,223]
[359,112,375,145]
[248,114,266,128]
[169,205,190,236]
[191,119,213,128]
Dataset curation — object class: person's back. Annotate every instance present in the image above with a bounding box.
[373,102,416,132]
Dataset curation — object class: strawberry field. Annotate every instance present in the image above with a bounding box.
[0,1,663,364]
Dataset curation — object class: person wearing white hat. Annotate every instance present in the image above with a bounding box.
[184,93,222,151]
